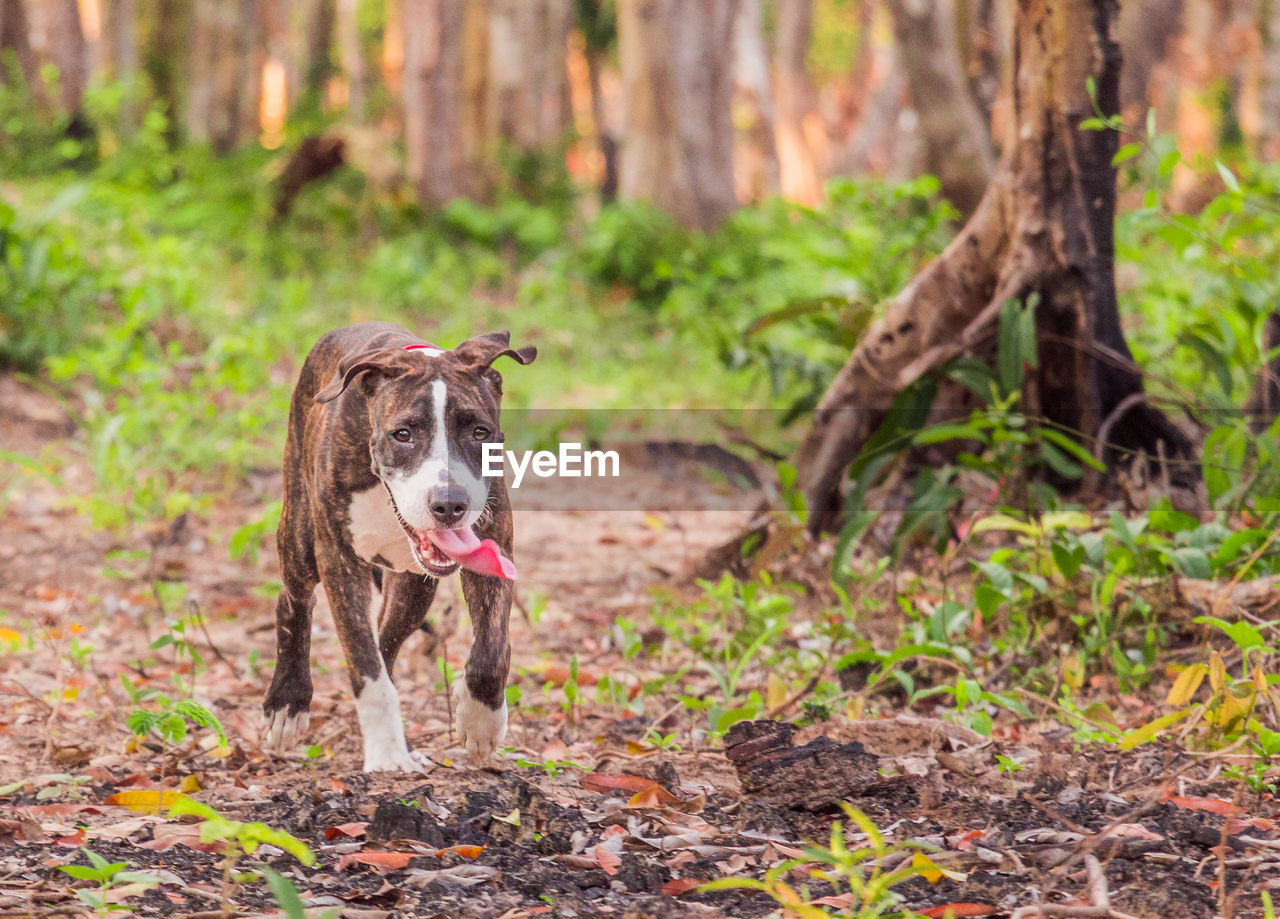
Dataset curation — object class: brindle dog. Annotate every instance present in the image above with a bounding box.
[261,322,535,771]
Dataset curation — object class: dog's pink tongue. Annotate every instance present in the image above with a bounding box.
[426,528,517,580]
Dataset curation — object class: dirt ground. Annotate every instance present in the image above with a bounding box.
[3,374,1279,919]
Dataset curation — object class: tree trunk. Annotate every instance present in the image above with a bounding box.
[617,0,738,231]
[772,0,821,205]
[732,0,778,202]
[141,0,184,144]
[185,0,215,143]
[794,0,1194,535]
[48,0,85,112]
[336,0,364,120]
[886,0,993,216]
[299,0,334,105]
[1117,0,1183,117]
[403,0,468,206]
[105,0,139,132]
[733,0,778,200]
[486,0,571,151]
[0,0,41,92]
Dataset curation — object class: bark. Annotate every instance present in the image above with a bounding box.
[105,0,139,131]
[185,1,215,142]
[772,0,821,205]
[48,0,85,112]
[0,0,40,91]
[1117,0,1183,116]
[301,0,335,103]
[723,720,889,812]
[403,0,468,206]
[732,0,778,201]
[486,0,572,150]
[336,0,364,120]
[886,0,993,216]
[1265,0,1280,158]
[617,0,738,231]
[141,0,184,144]
[794,0,1194,535]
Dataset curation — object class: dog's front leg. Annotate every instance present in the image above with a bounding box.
[320,549,429,773]
[455,568,513,762]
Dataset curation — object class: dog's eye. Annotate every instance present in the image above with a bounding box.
[472,426,491,441]
[391,428,412,443]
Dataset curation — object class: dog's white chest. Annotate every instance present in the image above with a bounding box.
[347,486,424,574]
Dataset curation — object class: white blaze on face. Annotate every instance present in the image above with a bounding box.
[382,379,489,532]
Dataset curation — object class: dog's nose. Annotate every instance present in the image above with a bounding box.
[428,485,469,527]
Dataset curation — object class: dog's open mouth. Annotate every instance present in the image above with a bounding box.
[413,538,461,577]
[383,490,517,580]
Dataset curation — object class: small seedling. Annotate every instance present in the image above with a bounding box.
[58,848,160,916]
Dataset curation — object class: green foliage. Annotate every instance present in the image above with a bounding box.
[58,848,160,916]
[168,797,315,866]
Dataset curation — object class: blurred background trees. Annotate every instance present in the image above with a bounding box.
[0,0,1273,225]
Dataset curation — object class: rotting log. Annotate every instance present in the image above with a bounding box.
[793,0,1195,535]
[723,720,894,812]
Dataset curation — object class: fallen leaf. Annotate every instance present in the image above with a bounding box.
[339,851,420,871]
[810,894,855,908]
[582,773,678,803]
[1227,815,1277,833]
[53,828,86,847]
[1108,823,1164,841]
[661,877,704,895]
[179,775,202,793]
[330,776,353,795]
[951,829,983,851]
[137,824,222,853]
[106,790,188,815]
[1161,794,1240,816]
[325,822,369,840]
[588,843,621,875]
[917,904,998,918]
[15,804,103,817]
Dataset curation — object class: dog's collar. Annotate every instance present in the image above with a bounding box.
[403,343,443,354]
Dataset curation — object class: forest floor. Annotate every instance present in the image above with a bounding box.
[2,372,1279,919]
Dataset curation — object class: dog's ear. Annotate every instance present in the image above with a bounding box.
[452,330,537,371]
[314,349,410,404]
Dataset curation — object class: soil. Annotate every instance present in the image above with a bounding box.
[2,374,1278,919]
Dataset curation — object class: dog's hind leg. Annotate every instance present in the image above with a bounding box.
[454,568,513,762]
[377,571,438,674]
[262,505,319,752]
[321,548,429,773]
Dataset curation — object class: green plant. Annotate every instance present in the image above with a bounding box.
[703,804,938,918]
[57,848,161,916]
[168,798,315,916]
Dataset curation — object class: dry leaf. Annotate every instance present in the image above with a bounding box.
[105,790,187,815]
[581,773,678,803]
[325,821,369,840]
[660,877,704,895]
[917,904,998,918]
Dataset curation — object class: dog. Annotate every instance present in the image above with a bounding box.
[261,322,535,771]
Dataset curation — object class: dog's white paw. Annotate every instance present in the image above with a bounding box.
[356,668,428,773]
[363,740,432,773]
[262,708,309,751]
[454,682,507,763]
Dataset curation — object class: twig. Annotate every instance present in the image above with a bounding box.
[1085,853,1109,909]
[188,597,241,680]
[1009,907,1140,919]
[765,672,823,719]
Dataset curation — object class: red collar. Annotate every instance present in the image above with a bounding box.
[403,343,443,354]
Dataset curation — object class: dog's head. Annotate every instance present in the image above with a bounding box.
[315,331,536,576]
